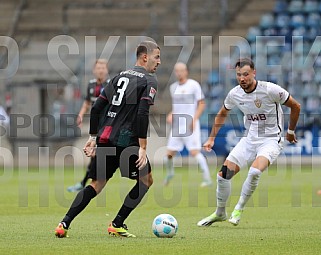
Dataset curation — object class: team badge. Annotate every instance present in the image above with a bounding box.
[254,99,262,108]
[149,87,157,99]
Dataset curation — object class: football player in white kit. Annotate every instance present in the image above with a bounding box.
[197,58,301,226]
[164,62,212,187]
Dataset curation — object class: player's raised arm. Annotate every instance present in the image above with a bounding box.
[203,105,229,151]
[283,95,301,144]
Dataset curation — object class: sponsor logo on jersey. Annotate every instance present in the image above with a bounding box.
[107,111,117,118]
[149,87,157,99]
[279,92,284,99]
[247,114,266,121]
[254,99,262,108]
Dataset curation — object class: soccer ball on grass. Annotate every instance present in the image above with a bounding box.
[152,213,178,238]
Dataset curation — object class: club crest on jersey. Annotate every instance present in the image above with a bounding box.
[149,87,157,99]
[254,99,262,108]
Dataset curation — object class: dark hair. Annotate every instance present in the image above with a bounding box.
[235,58,255,69]
[136,40,160,59]
[94,59,108,68]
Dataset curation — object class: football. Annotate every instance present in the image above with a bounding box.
[152,214,178,238]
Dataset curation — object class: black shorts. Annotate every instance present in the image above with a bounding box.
[88,143,151,180]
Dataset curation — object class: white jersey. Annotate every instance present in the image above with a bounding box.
[170,79,204,134]
[0,105,9,126]
[224,81,289,141]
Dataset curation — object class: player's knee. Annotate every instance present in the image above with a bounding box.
[190,150,199,157]
[90,180,106,194]
[219,165,235,180]
[248,167,262,180]
[140,173,153,187]
[147,174,153,187]
[167,154,174,159]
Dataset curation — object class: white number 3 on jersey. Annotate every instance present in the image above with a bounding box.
[112,77,129,106]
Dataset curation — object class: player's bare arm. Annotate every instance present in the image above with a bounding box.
[203,105,229,151]
[136,138,148,170]
[77,100,91,126]
[191,99,206,131]
[283,95,301,143]
[166,111,173,124]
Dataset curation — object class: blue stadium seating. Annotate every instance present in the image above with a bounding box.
[207,0,321,117]
[274,0,288,13]
[304,0,319,13]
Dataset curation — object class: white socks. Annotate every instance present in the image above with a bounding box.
[195,153,211,182]
[215,174,231,216]
[164,156,174,176]
[165,153,211,182]
[235,167,262,211]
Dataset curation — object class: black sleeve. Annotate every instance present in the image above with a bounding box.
[89,92,109,134]
[136,99,150,138]
[85,84,91,101]
[140,75,158,105]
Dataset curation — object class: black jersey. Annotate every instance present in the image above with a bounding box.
[90,66,158,147]
[85,79,109,104]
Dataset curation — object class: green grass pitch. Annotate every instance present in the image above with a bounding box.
[0,164,320,255]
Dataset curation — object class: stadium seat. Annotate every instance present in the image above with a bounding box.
[277,26,293,43]
[266,39,283,55]
[210,84,225,99]
[293,40,310,56]
[306,12,321,28]
[304,0,319,13]
[290,14,305,28]
[314,70,321,84]
[305,96,320,114]
[318,2,321,13]
[283,42,292,52]
[273,0,288,14]
[292,26,307,37]
[314,55,321,68]
[275,13,291,28]
[246,26,262,42]
[262,27,278,36]
[207,69,219,86]
[267,54,281,66]
[250,41,257,55]
[288,0,304,14]
[306,27,321,42]
[259,13,275,29]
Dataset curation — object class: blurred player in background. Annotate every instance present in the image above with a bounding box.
[67,59,109,192]
[0,104,9,127]
[0,103,10,150]
[164,62,212,187]
[198,58,301,227]
[55,40,161,238]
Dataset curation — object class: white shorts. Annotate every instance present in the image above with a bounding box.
[226,137,283,168]
[167,127,201,152]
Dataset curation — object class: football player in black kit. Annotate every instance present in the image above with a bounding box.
[55,41,161,238]
[67,59,109,192]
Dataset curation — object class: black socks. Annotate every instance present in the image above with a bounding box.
[113,181,149,227]
[62,185,97,229]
